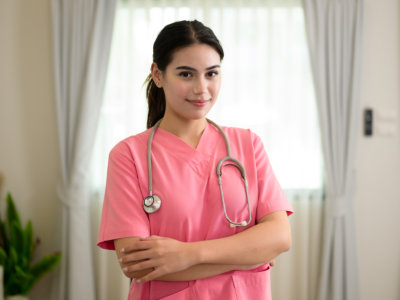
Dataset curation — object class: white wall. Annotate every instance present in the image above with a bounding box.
[0,0,399,300]
[0,1,61,299]
[355,1,400,300]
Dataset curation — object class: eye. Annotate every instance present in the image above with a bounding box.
[207,70,219,78]
[179,71,192,78]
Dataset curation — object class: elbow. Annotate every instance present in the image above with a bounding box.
[282,233,291,253]
[120,266,134,278]
[121,265,152,279]
[121,268,142,279]
[271,227,291,257]
[279,229,292,253]
[278,216,292,254]
[122,269,135,279]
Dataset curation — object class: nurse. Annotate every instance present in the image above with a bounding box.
[98,20,293,300]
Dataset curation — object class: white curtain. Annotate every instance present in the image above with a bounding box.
[51,1,117,299]
[301,1,363,299]
[92,0,324,299]
[272,190,324,300]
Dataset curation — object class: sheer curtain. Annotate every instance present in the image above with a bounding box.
[92,1,324,299]
[51,1,117,299]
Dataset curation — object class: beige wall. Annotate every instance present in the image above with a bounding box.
[355,0,400,300]
[0,0,61,299]
[0,0,399,300]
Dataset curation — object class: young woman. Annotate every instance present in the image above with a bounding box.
[98,20,293,300]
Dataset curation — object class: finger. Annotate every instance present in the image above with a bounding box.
[137,267,165,283]
[122,240,153,253]
[120,250,153,264]
[124,259,159,273]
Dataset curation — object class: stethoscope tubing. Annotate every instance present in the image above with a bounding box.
[147,119,161,197]
[145,119,252,227]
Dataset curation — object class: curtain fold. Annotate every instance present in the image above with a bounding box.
[271,190,324,300]
[51,0,117,299]
[301,1,363,299]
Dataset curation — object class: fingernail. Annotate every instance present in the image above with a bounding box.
[136,279,141,283]
[123,267,128,272]
[119,258,123,263]
[121,248,125,253]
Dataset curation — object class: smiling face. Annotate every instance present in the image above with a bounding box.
[152,43,222,123]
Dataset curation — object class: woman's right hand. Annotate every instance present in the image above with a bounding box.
[118,235,199,283]
[115,237,162,279]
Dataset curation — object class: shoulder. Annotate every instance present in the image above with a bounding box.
[109,128,151,160]
[218,125,262,148]
[215,125,268,165]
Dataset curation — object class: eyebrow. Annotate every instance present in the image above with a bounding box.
[175,65,220,71]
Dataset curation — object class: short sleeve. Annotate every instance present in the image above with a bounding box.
[251,132,293,220]
[97,142,150,250]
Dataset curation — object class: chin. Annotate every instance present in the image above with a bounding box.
[189,111,211,121]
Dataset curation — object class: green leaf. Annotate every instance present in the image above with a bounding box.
[1,193,62,296]
[10,220,24,261]
[24,252,61,293]
[9,246,18,265]
[0,247,7,265]
[0,219,8,250]
[23,220,34,266]
[4,261,29,296]
[4,266,31,296]
[31,252,61,277]
[14,265,30,280]
[6,193,21,229]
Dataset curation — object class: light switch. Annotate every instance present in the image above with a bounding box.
[364,108,373,136]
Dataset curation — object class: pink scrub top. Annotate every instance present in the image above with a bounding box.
[97,123,293,300]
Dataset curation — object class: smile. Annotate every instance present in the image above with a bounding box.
[186,99,211,107]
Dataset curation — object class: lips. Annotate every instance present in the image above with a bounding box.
[186,99,210,107]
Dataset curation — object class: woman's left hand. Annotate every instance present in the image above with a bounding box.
[119,235,197,282]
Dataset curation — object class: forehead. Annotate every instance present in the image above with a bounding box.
[168,44,221,69]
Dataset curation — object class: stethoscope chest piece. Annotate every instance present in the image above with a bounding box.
[143,195,161,213]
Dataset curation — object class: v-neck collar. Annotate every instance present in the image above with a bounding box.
[155,122,212,155]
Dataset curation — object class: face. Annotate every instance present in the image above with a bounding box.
[152,43,221,123]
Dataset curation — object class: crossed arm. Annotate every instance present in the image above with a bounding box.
[114,210,291,283]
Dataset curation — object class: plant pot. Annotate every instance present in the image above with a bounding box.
[0,265,4,300]
[0,265,3,300]
[5,296,28,300]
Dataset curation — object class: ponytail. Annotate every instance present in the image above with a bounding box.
[145,74,165,129]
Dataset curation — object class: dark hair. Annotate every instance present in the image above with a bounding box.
[145,20,224,128]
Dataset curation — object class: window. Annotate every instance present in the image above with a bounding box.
[91,0,323,194]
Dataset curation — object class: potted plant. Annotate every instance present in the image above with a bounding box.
[0,193,61,299]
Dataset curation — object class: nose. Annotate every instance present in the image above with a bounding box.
[193,77,207,95]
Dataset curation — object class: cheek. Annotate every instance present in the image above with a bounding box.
[167,81,190,97]
[163,84,185,101]
[210,81,221,97]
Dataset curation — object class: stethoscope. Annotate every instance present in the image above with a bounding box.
[143,119,252,227]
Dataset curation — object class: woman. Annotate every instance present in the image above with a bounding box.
[98,20,293,300]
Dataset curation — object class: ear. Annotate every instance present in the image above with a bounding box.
[151,62,163,88]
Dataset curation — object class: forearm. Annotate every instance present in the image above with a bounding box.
[117,211,290,283]
[122,261,257,281]
[115,238,257,281]
[194,211,291,266]
[156,263,253,281]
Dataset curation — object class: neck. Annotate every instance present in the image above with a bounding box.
[159,117,208,148]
